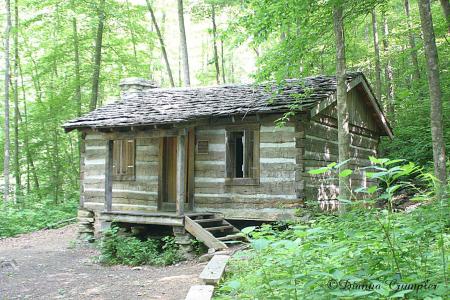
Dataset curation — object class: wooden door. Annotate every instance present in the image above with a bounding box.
[162,137,177,210]
[159,131,194,212]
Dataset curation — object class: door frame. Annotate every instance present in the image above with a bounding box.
[157,128,195,212]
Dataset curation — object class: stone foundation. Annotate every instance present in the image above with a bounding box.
[77,209,95,242]
[173,226,195,259]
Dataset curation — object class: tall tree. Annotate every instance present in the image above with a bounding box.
[439,0,450,33]
[211,4,220,84]
[145,0,175,87]
[417,0,447,190]
[333,3,351,203]
[371,10,382,103]
[90,0,106,111]
[220,39,226,83]
[404,0,421,82]
[382,11,395,121]
[13,0,21,196]
[177,0,191,86]
[3,0,12,202]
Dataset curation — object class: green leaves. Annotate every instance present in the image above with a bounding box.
[99,228,182,266]
[216,157,449,300]
[339,169,353,177]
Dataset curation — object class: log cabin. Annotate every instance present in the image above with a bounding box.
[63,72,392,250]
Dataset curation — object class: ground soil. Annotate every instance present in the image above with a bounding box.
[0,225,205,300]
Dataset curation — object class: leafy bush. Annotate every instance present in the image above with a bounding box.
[215,159,449,299]
[0,193,78,238]
[99,227,183,266]
[191,238,209,255]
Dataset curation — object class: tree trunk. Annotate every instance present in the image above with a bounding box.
[333,4,351,204]
[72,18,81,119]
[371,10,382,104]
[3,0,12,202]
[72,2,83,180]
[212,5,220,84]
[125,0,138,64]
[440,0,450,33]
[18,56,40,196]
[220,39,226,84]
[13,0,21,197]
[404,0,421,82]
[382,12,395,122]
[90,0,106,111]
[418,0,447,191]
[145,0,175,87]
[177,0,190,86]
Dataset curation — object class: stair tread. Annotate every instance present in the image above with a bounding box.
[186,212,215,217]
[195,218,224,223]
[217,234,244,241]
[205,225,234,232]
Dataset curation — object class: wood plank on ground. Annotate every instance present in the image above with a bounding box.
[185,285,214,300]
[199,255,230,285]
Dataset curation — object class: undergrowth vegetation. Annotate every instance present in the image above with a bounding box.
[0,194,78,238]
[215,158,449,299]
[99,227,183,266]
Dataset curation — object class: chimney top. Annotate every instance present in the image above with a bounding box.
[119,77,159,94]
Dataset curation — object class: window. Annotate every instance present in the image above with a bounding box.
[112,139,136,181]
[197,140,209,154]
[225,127,259,185]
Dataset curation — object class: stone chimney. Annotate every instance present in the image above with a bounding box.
[119,77,159,96]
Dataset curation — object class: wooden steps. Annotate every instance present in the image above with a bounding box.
[199,255,230,285]
[205,225,234,232]
[185,285,214,300]
[184,213,245,250]
[217,233,244,241]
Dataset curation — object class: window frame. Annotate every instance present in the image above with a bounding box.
[112,139,136,181]
[224,124,260,186]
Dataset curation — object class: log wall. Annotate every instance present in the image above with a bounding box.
[193,121,301,220]
[82,132,160,213]
[302,88,381,203]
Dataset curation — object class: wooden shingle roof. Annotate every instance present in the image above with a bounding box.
[63,72,365,132]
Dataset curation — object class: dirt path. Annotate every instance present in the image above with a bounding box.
[0,225,204,300]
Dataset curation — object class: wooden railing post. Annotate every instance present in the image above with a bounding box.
[105,140,113,212]
[176,129,187,216]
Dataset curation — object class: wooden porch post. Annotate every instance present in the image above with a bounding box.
[105,140,113,212]
[176,129,187,216]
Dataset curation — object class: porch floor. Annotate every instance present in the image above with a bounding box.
[99,211,215,227]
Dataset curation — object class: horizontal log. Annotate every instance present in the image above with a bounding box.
[195,151,225,161]
[260,132,296,143]
[84,189,158,201]
[194,192,297,200]
[83,201,158,213]
[85,134,104,141]
[195,201,301,209]
[194,207,297,221]
[194,169,225,178]
[195,181,295,194]
[136,138,159,146]
[85,140,107,147]
[260,125,295,133]
[260,147,297,159]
